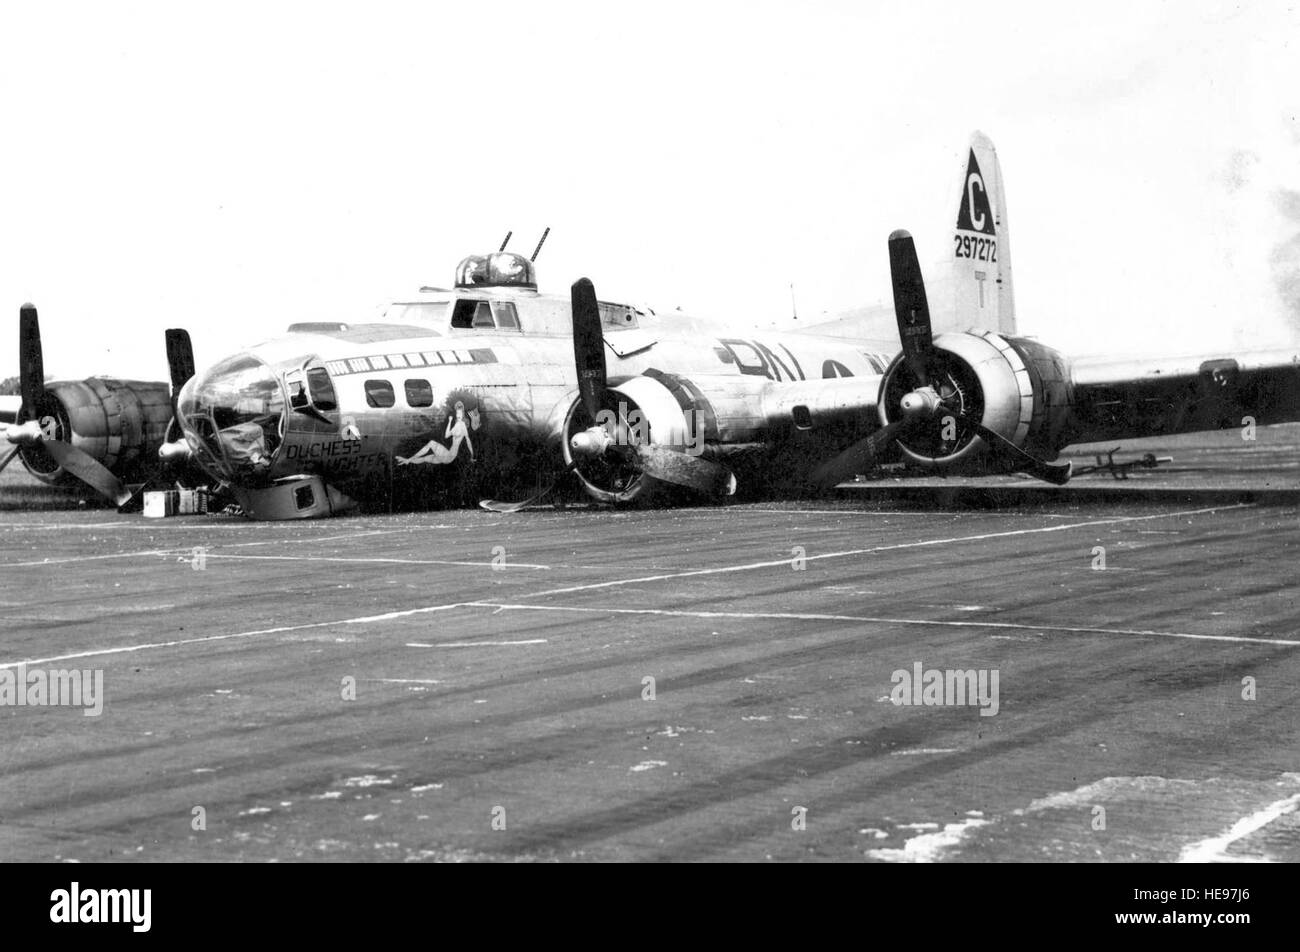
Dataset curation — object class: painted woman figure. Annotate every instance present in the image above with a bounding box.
[396,400,475,466]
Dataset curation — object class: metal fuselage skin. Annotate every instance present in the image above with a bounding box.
[176,281,898,516]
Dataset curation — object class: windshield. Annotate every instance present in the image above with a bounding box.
[177,354,286,482]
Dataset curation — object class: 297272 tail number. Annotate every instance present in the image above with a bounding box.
[954,235,996,262]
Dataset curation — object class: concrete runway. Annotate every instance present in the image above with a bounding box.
[1,429,1298,862]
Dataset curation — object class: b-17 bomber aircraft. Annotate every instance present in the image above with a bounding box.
[4,133,1298,519]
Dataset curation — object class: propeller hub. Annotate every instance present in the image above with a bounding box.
[159,439,193,463]
[569,425,613,458]
[4,420,44,445]
[900,387,942,419]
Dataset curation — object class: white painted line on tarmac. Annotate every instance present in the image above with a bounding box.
[743,508,1085,521]
[463,601,1300,647]
[406,640,547,648]
[0,526,494,566]
[0,522,140,530]
[0,529,398,566]
[202,554,550,569]
[358,678,444,685]
[741,509,966,517]
[2,548,175,566]
[0,503,1263,670]
[516,504,1254,600]
[0,602,469,670]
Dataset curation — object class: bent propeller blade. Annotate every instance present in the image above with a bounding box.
[634,445,736,496]
[480,461,581,513]
[808,419,912,488]
[43,440,133,506]
[973,425,1072,485]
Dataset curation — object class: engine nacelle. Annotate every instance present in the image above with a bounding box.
[878,332,1074,472]
[561,372,712,504]
[16,378,173,484]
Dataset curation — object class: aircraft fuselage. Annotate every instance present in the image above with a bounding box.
[176,280,898,517]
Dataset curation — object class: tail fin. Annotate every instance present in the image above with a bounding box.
[946,131,1016,336]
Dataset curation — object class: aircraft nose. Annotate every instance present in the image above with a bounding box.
[175,354,287,482]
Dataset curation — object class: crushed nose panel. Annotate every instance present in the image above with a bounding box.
[231,476,356,520]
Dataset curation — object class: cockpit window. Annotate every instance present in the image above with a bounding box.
[492,301,520,329]
[307,367,337,410]
[450,299,500,329]
[286,369,309,409]
[287,366,338,414]
[449,298,522,330]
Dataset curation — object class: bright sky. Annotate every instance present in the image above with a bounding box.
[2,0,1297,379]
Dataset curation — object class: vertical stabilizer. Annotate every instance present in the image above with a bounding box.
[948,131,1016,335]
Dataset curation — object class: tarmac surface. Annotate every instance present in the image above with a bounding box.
[1,427,1297,862]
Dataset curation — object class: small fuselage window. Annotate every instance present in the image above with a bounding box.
[364,379,396,408]
[405,379,433,407]
[598,302,639,328]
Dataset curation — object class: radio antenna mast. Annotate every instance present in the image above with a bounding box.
[790,282,798,321]
[498,230,513,252]
[530,227,550,262]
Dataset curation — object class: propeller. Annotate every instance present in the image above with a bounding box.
[19,304,45,413]
[807,417,916,488]
[891,229,936,389]
[477,280,601,511]
[571,278,607,422]
[568,277,735,494]
[970,426,1072,485]
[166,329,196,397]
[632,443,737,496]
[4,304,132,505]
[41,440,132,504]
[160,328,196,459]
[480,278,736,510]
[812,231,1070,487]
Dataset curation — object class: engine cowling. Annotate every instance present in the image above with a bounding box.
[878,331,1074,472]
[561,372,712,504]
[16,378,173,485]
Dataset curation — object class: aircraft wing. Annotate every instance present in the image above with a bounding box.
[1069,347,1300,443]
